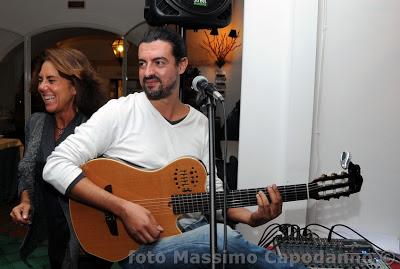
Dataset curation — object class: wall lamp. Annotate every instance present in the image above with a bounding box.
[112,37,126,64]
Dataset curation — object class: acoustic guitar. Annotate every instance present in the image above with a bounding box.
[69,156,363,262]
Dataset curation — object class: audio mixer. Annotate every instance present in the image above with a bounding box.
[274,236,390,269]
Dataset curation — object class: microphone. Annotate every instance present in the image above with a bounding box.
[192,75,224,101]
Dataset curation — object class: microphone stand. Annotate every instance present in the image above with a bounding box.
[206,94,218,269]
[194,81,226,268]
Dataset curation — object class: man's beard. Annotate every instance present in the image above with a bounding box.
[142,75,177,100]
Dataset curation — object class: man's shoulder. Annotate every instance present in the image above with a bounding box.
[188,106,208,121]
[101,92,144,110]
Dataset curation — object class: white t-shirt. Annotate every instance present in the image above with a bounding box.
[43,92,223,225]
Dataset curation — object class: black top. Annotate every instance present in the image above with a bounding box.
[37,112,85,266]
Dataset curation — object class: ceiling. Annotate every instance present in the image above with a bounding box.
[0,0,147,62]
[0,0,146,36]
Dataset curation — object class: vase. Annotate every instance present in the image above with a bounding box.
[214,66,226,93]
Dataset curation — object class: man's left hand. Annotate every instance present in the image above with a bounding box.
[249,184,282,227]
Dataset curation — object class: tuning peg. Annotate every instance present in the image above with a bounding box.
[340,151,352,169]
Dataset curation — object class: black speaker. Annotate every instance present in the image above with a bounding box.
[144,0,232,29]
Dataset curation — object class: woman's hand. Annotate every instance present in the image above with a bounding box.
[10,190,32,225]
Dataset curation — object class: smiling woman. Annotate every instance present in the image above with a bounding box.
[9,48,111,269]
[37,60,77,139]
[30,48,109,122]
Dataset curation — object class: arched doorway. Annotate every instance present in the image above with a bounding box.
[0,26,143,142]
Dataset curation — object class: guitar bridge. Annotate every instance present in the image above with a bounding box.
[104,184,118,236]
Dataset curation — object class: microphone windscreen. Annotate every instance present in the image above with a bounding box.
[192,75,208,92]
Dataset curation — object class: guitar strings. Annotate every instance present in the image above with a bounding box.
[118,182,342,208]
[142,183,343,205]
[109,182,347,215]
[121,193,323,215]
[123,187,309,208]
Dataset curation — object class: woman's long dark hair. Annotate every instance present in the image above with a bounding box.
[31,48,109,117]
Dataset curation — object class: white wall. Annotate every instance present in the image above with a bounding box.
[308,0,400,251]
[240,0,400,251]
[237,0,318,243]
[185,0,244,121]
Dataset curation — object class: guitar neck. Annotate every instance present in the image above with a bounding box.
[172,183,310,215]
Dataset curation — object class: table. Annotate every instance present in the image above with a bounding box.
[0,138,23,202]
[0,138,23,158]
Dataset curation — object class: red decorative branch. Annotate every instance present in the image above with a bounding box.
[201,31,241,68]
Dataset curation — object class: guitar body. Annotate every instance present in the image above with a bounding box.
[69,157,207,262]
[69,155,363,262]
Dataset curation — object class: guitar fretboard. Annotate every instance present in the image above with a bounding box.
[171,183,314,214]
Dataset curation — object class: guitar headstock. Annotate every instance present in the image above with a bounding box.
[309,161,363,201]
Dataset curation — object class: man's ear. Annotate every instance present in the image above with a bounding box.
[178,57,189,75]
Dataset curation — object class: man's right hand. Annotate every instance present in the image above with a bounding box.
[119,201,164,244]
[70,177,164,245]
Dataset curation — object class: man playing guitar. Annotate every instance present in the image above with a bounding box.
[43,27,305,269]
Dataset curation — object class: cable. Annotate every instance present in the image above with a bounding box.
[302,223,347,239]
[258,223,280,246]
[217,99,228,269]
[328,224,379,247]
[327,224,400,265]
[290,224,301,237]
[262,222,400,267]
[264,231,279,249]
[258,224,281,247]
[258,223,304,248]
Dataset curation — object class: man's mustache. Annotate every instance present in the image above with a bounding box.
[143,75,161,83]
